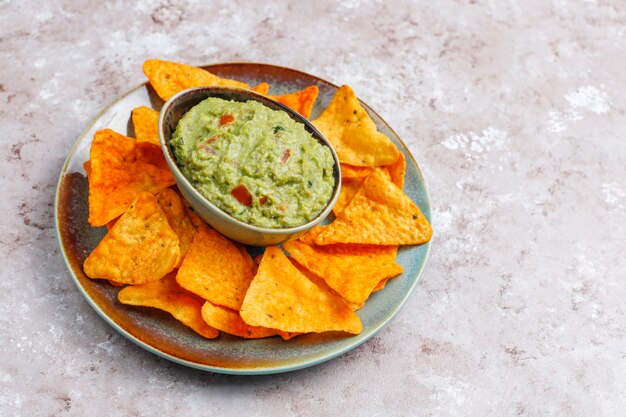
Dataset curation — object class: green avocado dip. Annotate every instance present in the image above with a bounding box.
[170,97,336,228]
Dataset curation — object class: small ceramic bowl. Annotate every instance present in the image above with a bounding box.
[159,86,341,246]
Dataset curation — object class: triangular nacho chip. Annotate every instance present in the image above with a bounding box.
[87,129,174,226]
[240,247,362,334]
[175,227,255,310]
[83,160,91,177]
[84,192,180,284]
[283,239,402,309]
[312,85,399,166]
[118,273,218,339]
[333,177,365,216]
[385,151,406,189]
[296,225,326,246]
[341,163,373,179]
[252,82,270,95]
[156,188,197,266]
[270,85,319,119]
[132,106,160,146]
[200,302,283,339]
[314,169,432,245]
[143,59,250,101]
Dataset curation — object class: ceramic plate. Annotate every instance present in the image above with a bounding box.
[54,63,432,374]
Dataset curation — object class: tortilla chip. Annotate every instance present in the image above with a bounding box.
[341,163,373,179]
[105,218,118,231]
[312,85,399,166]
[314,169,432,245]
[143,59,250,101]
[385,151,406,189]
[118,273,218,339]
[236,243,257,275]
[87,129,174,227]
[185,207,206,229]
[200,302,281,339]
[83,161,91,177]
[270,85,318,119]
[108,280,124,287]
[83,192,180,284]
[289,257,337,296]
[372,277,391,292]
[175,227,255,310]
[297,225,326,246]
[240,247,362,334]
[333,177,365,216]
[283,239,402,309]
[156,188,196,265]
[252,82,270,95]
[132,106,160,146]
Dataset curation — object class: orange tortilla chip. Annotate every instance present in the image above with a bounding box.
[87,129,174,226]
[200,302,282,339]
[270,85,319,119]
[143,59,250,101]
[333,177,365,216]
[83,192,180,284]
[185,207,206,229]
[175,227,255,310]
[372,277,391,292]
[315,169,432,245]
[105,218,118,231]
[297,225,326,246]
[83,160,91,177]
[283,239,402,309]
[384,151,406,189]
[252,82,270,95]
[156,188,197,265]
[240,247,362,334]
[118,273,218,339]
[289,257,337,296]
[235,243,257,275]
[313,85,399,166]
[341,163,373,179]
[132,106,160,146]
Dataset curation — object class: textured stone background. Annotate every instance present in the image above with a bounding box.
[1,0,625,416]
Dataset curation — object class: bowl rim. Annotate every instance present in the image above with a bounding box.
[158,85,342,235]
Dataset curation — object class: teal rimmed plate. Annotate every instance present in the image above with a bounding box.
[54,63,432,375]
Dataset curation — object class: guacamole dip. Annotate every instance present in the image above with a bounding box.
[170,97,336,228]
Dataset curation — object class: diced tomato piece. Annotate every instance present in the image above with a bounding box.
[259,196,267,205]
[231,184,252,207]
[281,149,291,163]
[220,113,235,126]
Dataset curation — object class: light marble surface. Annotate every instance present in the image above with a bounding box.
[1,0,625,415]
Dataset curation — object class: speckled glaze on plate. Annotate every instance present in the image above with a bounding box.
[54,63,432,375]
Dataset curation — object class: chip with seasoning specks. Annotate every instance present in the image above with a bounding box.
[270,85,319,119]
[333,177,365,216]
[240,247,362,334]
[83,192,180,284]
[314,168,432,246]
[143,59,250,101]
[200,301,288,339]
[175,227,255,310]
[312,85,399,167]
[132,106,160,146]
[283,239,402,310]
[118,273,218,339]
[156,188,197,266]
[87,129,174,227]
